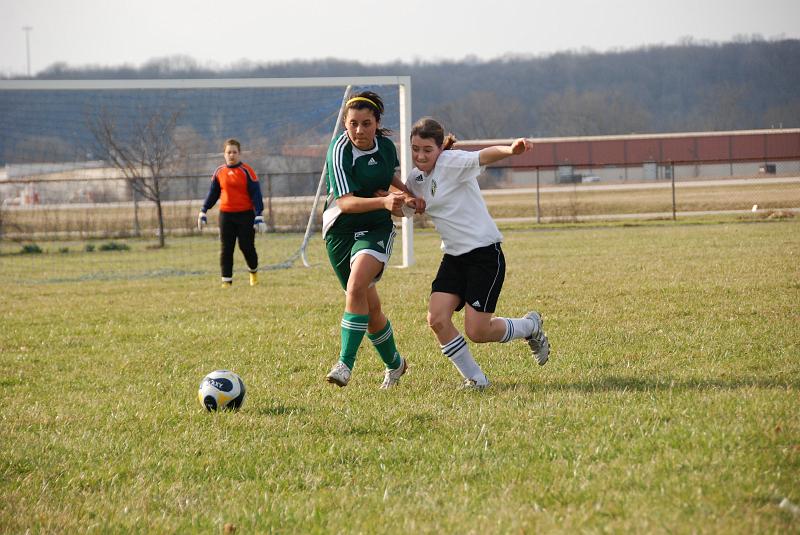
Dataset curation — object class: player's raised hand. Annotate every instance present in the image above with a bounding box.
[510,138,533,155]
[197,211,207,231]
[253,215,268,233]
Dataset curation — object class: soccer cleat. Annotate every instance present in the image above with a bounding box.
[523,311,550,366]
[460,375,490,391]
[249,271,259,286]
[325,361,351,387]
[380,356,408,389]
[221,281,232,288]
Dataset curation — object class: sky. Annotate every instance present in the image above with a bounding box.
[1,0,799,76]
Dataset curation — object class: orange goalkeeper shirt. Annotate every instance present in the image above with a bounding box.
[204,162,262,214]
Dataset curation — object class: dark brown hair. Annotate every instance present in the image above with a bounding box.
[410,117,457,150]
[223,138,241,150]
[344,91,391,136]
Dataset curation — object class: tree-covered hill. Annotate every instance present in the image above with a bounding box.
[2,38,798,166]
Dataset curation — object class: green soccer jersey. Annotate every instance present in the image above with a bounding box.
[322,132,400,237]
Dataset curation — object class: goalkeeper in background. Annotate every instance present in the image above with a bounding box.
[197,138,267,287]
[404,117,550,390]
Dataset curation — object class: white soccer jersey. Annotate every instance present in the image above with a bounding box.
[406,150,502,256]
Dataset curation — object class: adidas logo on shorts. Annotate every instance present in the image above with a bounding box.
[472,300,481,308]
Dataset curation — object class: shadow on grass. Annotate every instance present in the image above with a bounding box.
[491,375,799,393]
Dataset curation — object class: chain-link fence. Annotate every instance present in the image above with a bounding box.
[0,175,317,249]
[478,165,800,224]
[2,165,797,253]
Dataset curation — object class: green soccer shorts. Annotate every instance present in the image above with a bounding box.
[325,221,396,290]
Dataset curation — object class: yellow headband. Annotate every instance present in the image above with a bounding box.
[346,96,379,110]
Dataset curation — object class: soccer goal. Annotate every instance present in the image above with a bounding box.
[0,76,414,280]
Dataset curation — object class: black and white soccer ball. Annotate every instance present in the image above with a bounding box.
[198,370,246,411]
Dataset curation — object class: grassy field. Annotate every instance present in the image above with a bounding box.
[2,220,799,533]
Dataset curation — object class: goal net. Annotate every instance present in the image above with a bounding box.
[0,76,414,283]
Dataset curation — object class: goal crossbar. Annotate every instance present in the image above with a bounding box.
[0,76,411,91]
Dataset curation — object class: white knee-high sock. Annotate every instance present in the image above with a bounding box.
[441,334,485,381]
[498,317,535,343]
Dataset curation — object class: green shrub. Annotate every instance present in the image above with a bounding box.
[84,244,95,252]
[20,244,42,254]
[98,241,130,252]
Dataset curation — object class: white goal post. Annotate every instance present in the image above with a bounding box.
[0,75,415,267]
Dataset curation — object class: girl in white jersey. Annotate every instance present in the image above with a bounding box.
[405,117,550,389]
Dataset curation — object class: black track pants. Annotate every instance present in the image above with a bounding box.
[219,210,258,279]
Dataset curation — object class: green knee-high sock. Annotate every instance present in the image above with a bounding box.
[367,319,402,370]
[339,312,368,371]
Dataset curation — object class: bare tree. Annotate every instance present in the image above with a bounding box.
[685,83,753,131]
[536,89,652,137]
[763,99,800,129]
[429,91,528,139]
[88,106,182,247]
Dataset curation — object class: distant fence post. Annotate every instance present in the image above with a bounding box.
[670,162,677,221]
[265,173,274,231]
[132,187,141,237]
[536,167,541,224]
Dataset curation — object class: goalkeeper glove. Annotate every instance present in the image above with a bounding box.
[254,215,268,233]
[197,211,207,231]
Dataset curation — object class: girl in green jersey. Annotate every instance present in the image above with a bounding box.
[322,91,422,389]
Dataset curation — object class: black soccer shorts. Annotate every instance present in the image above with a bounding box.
[431,242,506,313]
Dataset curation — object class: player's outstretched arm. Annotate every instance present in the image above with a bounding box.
[478,138,533,166]
[337,192,404,215]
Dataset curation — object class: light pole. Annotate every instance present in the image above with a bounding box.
[22,26,32,77]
